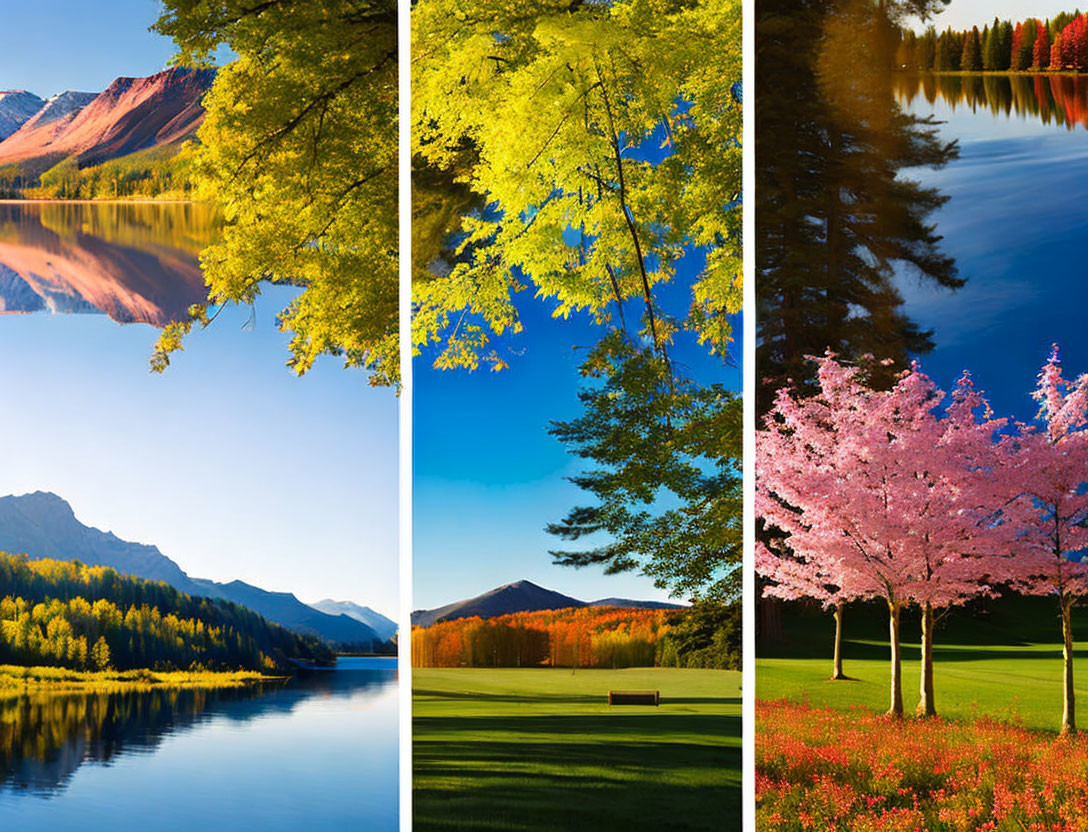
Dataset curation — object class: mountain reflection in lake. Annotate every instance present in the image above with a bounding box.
[0,658,398,830]
[0,201,217,325]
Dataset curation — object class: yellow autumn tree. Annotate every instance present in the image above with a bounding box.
[412,0,742,371]
[152,0,399,384]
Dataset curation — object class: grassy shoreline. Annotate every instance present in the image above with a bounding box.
[0,664,284,695]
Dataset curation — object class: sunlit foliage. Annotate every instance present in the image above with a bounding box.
[152,0,399,383]
[412,0,742,371]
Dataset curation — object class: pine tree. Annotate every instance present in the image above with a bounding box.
[983,17,1000,70]
[919,26,938,70]
[998,21,1015,70]
[961,26,982,71]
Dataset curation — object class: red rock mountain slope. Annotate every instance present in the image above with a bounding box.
[0,67,215,175]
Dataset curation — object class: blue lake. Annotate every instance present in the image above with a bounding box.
[0,657,399,830]
[894,73,1088,423]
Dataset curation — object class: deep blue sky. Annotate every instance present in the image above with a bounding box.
[413,255,742,610]
[898,84,1088,428]
[0,1,177,95]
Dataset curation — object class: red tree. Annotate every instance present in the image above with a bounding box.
[1035,21,1051,69]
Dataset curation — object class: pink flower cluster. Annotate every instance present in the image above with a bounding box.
[757,699,1088,831]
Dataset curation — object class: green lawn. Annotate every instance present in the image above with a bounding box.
[413,667,740,831]
[758,596,1088,733]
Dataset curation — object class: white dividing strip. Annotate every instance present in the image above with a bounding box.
[741,0,756,829]
[397,0,413,828]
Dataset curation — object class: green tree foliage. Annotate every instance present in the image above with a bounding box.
[152,0,399,384]
[0,552,332,671]
[657,598,740,669]
[545,335,742,603]
[411,0,742,371]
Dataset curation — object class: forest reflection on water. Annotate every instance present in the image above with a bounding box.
[0,658,398,830]
[1,660,394,796]
[755,0,962,415]
[894,71,1088,132]
[0,201,218,327]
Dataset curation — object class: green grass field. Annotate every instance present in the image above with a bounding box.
[758,596,1088,733]
[413,667,740,831]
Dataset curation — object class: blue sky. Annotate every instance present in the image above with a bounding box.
[0,1,178,95]
[413,258,742,611]
[0,289,399,616]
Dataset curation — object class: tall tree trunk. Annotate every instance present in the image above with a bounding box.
[916,600,936,717]
[1061,596,1076,736]
[888,599,903,719]
[831,602,846,680]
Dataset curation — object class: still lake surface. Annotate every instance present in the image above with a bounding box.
[893,73,1088,423]
[0,658,399,830]
[0,203,398,829]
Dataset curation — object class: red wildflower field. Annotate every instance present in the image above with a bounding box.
[757,699,1088,831]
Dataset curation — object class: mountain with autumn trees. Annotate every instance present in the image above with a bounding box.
[0,66,213,181]
[0,492,392,651]
[410,579,684,627]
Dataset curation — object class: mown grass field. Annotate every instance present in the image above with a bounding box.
[758,595,1088,732]
[413,667,740,831]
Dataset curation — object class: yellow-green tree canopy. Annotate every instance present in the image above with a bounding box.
[152,0,399,385]
[412,0,742,371]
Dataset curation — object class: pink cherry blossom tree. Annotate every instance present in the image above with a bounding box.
[756,354,1010,718]
[1004,347,1088,736]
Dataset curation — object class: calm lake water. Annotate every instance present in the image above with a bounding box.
[0,658,399,830]
[892,73,1088,422]
[0,202,399,829]
[0,201,216,324]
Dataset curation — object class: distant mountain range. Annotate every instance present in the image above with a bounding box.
[310,599,398,643]
[0,67,213,177]
[0,492,394,650]
[411,579,684,627]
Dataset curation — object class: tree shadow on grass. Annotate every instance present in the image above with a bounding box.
[413,713,740,832]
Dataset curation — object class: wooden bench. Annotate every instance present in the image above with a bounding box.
[608,690,660,706]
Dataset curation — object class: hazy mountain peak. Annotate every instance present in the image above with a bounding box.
[309,599,398,642]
